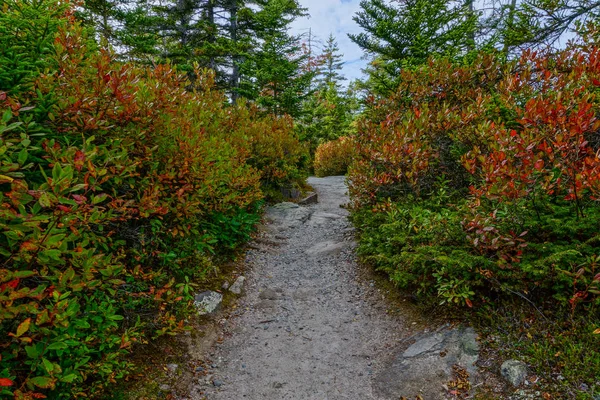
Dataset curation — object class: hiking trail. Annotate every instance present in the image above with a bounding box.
[191,176,482,400]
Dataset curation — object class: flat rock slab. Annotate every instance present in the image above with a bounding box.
[305,240,346,257]
[308,211,345,227]
[373,326,479,399]
[264,202,312,229]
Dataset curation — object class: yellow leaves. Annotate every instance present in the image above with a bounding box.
[0,174,14,184]
[593,328,600,335]
[16,318,31,337]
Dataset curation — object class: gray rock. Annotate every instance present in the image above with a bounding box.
[258,288,280,300]
[299,192,318,205]
[305,240,345,257]
[166,363,179,373]
[194,291,223,315]
[222,281,230,290]
[509,389,542,399]
[213,379,224,387]
[308,211,345,227]
[280,187,301,200]
[229,276,245,294]
[501,359,528,386]
[159,384,171,391]
[264,202,312,229]
[373,326,479,399]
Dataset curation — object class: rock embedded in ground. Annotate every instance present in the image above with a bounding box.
[166,363,179,374]
[264,202,312,229]
[194,291,223,315]
[258,288,280,300]
[298,192,318,205]
[229,276,245,294]
[373,326,480,399]
[501,359,528,386]
[305,240,346,257]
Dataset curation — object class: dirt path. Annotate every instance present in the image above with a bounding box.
[192,176,481,400]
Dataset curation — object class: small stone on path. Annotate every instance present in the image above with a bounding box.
[194,291,223,315]
[258,288,280,300]
[305,240,345,257]
[212,379,223,387]
[229,276,245,294]
[501,359,528,386]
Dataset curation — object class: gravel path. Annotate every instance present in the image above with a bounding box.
[193,176,481,399]
[194,176,405,399]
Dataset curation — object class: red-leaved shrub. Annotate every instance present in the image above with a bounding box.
[314,136,355,177]
[0,1,305,398]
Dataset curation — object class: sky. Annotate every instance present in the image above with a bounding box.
[290,0,368,83]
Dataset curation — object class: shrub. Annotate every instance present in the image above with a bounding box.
[349,44,600,311]
[314,136,355,177]
[0,1,306,398]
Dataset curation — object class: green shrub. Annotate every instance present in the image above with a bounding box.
[0,1,306,398]
[349,45,600,312]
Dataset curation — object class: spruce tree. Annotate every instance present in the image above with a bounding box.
[237,0,312,116]
[349,0,477,93]
[315,34,345,90]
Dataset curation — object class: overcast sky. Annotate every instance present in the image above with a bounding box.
[290,0,368,83]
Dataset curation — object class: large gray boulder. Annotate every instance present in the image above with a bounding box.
[373,326,480,399]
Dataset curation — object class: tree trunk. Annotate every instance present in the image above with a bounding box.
[229,0,239,102]
[503,0,518,55]
[207,0,216,70]
[465,0,475,51]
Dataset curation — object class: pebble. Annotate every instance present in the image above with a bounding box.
[166,363,178,373]
[213,379,223,387]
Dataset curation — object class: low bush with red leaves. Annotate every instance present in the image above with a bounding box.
[0,1,305,398]
[314,136,355,177]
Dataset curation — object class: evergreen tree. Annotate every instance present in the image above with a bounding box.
[237,0,312,116]
[486,0,600,53]
[298,32,359,153]
[298,81,359,154]
[349,0,477,93]
[315,34,345,90]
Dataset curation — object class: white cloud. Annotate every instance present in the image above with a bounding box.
[290,0,368,82]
